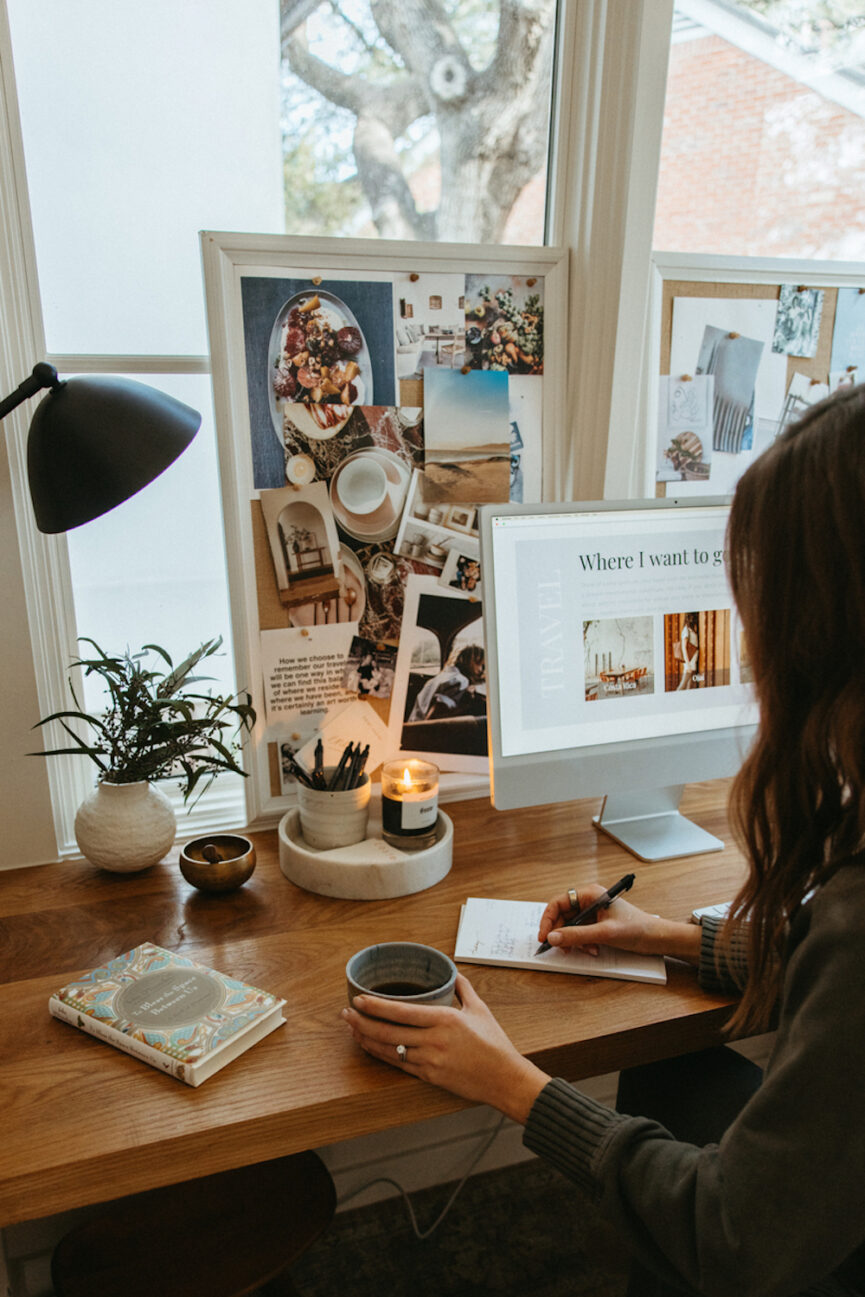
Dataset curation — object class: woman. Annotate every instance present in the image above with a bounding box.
[343,386,865,1296]
[677,610,700,690]
[408,644,485,722]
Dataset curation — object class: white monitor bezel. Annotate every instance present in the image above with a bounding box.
[479,496,757,812]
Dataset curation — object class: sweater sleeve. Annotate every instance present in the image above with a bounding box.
[523,872,865,1297]
[697,914,749,993]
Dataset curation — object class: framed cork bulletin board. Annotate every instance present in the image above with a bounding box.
[647,252,865,501]
[201,231,568,826]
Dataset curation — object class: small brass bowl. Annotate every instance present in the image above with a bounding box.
[179,834,256,893]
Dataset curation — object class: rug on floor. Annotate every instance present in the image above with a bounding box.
[290,1156,630,1297]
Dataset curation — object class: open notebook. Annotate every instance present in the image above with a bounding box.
[454,897,667,985]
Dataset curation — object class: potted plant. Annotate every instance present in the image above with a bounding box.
[32,637,256,872]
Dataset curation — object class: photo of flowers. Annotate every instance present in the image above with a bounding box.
[463,274,544,374]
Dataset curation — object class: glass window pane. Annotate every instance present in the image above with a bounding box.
[7,0,284,355]
[279,0,558,245]
[655,4,865,259]
[65,374,236,714]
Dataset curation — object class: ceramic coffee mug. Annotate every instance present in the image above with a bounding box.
[346,942,458,1007]
[337,457,388,515]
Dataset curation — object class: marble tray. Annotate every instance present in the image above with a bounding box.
[278,807,453,899]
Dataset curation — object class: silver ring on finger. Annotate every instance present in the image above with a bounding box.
[396,1043,407,1063]
[568,888,579,911]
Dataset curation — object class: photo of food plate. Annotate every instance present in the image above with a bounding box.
[268,289,373,438]
[284,402,354,443]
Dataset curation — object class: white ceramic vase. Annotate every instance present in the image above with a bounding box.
[74,780,176,872]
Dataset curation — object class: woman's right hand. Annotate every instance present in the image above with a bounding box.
[537,885,693,959]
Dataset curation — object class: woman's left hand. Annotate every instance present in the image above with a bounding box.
[341,973,549,1125]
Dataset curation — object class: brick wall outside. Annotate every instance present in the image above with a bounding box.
[654,33,865,260]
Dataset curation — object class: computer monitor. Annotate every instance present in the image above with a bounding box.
[478,497,758,861]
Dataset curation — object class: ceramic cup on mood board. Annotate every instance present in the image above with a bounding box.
[346,942,457,1007]
[330,448,410,543]
[336,456,388,515]
[296,768,371,849]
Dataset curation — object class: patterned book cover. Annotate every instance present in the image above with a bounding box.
[49,942,285,1085]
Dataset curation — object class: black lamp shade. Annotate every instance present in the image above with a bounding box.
[25,375,200,533]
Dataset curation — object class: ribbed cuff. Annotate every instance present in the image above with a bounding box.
[523,1077,626,1199]
[699,914,749,993]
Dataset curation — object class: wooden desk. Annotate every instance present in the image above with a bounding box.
[0,781,745,1229]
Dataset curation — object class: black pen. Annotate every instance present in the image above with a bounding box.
[287,756,315,789]
[328,742,354,790]
[313,738,326,789]
[344,743,364,789]
[535,873,636,954]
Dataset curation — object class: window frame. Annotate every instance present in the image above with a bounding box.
[0,0,675,861]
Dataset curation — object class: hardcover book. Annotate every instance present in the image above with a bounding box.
[454,898,667,985]
[49,942,286,1086]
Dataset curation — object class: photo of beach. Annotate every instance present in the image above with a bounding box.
[422,368,510,502]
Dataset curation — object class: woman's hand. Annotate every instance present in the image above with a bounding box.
[341,973,549,1124]
[538,886,701,963]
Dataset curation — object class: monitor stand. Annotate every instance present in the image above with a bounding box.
[593,785,724,862]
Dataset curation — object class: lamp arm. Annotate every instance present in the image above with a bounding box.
[0,363,63,421]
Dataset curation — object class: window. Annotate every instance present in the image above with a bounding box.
[655,2,865,259]
[5,0,286,846]
[2,0,566,857]
[5,0,681,863]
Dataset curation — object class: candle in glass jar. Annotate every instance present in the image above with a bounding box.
[381,759,439,850]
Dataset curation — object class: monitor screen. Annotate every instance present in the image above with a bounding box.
[479,497,758,860]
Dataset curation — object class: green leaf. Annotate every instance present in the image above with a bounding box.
[35,634,256,786]
[156,637,223,698]
[32,709,112,738]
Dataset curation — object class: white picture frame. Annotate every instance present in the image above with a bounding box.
[200,230,568,826]
[642,252,865,500]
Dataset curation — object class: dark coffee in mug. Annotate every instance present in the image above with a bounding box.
[366,980,437,997]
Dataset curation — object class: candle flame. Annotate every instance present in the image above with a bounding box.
[401,766,414,791]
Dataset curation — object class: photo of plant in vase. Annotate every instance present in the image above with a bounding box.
[31,637,255,873]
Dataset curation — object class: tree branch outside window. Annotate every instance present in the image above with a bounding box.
[280,0,557,243]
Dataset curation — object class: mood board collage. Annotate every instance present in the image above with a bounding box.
[656,279,865,497]
[232,258,549,802]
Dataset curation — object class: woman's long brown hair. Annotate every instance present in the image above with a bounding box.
[725,384,865,1033]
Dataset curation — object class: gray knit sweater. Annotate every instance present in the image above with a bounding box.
[523,866,865,1297]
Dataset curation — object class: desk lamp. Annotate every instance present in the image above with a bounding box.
[0,363,200,532]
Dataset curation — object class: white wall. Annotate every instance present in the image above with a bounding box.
[394,271,466,329]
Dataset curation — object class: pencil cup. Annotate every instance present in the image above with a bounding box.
[296,769,371,849]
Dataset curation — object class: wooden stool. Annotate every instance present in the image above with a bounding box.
[51,1151,336,1297]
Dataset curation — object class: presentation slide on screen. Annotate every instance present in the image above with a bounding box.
[490,506,757,758]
